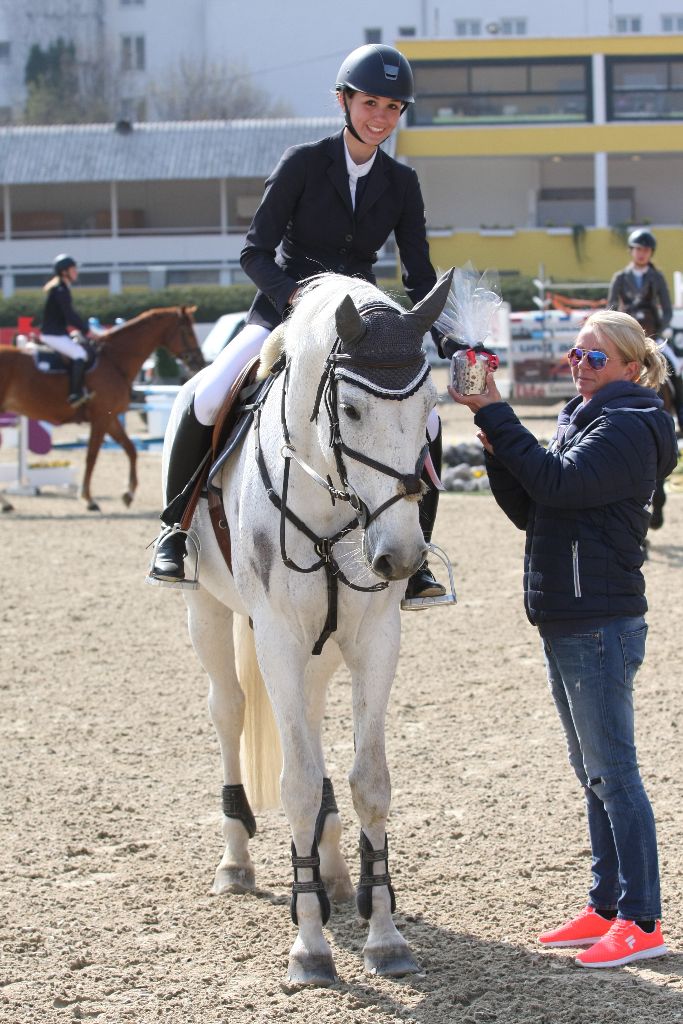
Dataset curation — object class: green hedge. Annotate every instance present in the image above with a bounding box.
[0,276,610,328]
[0,284,258,328]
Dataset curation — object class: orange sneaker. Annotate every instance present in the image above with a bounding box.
[576,919,668,968]
[538,906,613,947]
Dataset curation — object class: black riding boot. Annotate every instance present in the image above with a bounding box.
[67,358,90,407]
[403,423,446,604]
[148,399,213,584]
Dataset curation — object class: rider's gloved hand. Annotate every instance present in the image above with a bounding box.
[661,327,674,341]
[430,327,472,360]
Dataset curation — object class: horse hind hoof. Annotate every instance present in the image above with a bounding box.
[287,952,337,987]
[364,945,420,977]
[122,491,134,507]
[86,500,100,512]
[212,864,255,895]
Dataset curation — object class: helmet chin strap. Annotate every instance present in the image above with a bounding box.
[342,93,374,147]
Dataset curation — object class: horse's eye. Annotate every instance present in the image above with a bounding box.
[341,403,360,422]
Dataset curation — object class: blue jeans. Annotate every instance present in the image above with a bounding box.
[541,617,661,920]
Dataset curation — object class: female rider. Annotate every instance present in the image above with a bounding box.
[451,309,677,968]
[148,44,446,606]
[41,254,93,407]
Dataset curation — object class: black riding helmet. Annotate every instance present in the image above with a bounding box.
[336,44,414,145]
[54,253,77,275]
[628,229,657,251]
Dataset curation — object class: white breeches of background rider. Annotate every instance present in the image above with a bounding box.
[661,340,683,377]
[41,333,87,360]
[192,320,442,442]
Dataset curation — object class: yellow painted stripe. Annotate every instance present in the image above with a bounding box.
[399,35,683,61]
[397,123,683,157]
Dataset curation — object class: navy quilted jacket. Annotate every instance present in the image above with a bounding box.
[474,381,678,628]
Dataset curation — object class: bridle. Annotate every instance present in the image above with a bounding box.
[254,337,429,655]
[174,310,205,373]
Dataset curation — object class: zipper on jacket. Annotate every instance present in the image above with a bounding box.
[572,540,581,598]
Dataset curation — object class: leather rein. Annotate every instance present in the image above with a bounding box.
[253,339,428,655]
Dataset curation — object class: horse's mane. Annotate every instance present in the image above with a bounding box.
[104,306,187,338]
[258,275,404,376]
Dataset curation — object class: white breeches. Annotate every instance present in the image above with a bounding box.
[194,323,271,426]
[41,333,87,360]
[661,340,683,377]
[427,407,440,441]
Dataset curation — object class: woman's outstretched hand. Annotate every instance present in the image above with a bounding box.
[447,372,501,455]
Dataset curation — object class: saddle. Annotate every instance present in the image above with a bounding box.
[180,356,272,571]
[31,340,98,374]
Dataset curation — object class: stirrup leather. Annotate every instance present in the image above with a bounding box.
[145,524,201,590]
[401,542,457,611]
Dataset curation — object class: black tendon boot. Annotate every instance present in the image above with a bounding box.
[147,398,213,585]
[403,423,446,605]
[67,358,91,407]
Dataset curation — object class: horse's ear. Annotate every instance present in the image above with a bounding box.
[182,305,198,316]
[335,294,366,348]
[401,268,454,337]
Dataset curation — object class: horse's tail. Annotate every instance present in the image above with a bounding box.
[234,613,282,812]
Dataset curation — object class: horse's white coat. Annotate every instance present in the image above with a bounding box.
[164,274,439,982]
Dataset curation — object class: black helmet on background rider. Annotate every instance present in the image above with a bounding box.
[53,253,77,275]
[627,229,657,252]
[336,44,414,145]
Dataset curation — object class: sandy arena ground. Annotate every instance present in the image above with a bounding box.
[2,375,682,1024]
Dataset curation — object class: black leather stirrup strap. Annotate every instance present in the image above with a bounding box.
[290,838,331,926]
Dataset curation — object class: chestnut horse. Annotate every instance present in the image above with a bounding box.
[0,306,205,511]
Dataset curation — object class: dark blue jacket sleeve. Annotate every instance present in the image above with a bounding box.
[240,146,305,315]
[474,401,667,509]
[394,169,437,305]
[484,451,532,530]
[57,286,89,334]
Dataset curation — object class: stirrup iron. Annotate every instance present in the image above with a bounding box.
[145,524,201,590]
[400,542,457,611]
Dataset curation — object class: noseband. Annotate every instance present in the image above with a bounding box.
[253,337,429,655]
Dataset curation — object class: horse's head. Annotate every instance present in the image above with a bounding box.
[167,306,206,375]
[286,270,453,584]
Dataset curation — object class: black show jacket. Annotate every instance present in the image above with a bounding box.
[240,130,437,330]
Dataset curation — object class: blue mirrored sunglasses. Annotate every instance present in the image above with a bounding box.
[567,347,609,370]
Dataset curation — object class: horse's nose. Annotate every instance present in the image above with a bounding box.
[372,545,427,581]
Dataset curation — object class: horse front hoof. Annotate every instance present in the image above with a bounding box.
[364,945,420,977]
[86,500,100,512]
[287,951,337,987]
[1,501,14,513]
[122,491,134,507]
[212,864,255,895]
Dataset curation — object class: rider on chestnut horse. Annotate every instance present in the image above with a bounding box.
[40,254,94,408]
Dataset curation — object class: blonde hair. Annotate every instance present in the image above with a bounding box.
[583,309,669,389]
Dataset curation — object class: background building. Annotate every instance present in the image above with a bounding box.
[0,4,682,293]
[2,1,683,121]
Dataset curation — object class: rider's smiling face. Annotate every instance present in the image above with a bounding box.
[340,91,402,153]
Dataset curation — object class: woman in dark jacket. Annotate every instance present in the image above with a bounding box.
[41,254,93,406]
[149,45,445,604]
[451,309,677,969]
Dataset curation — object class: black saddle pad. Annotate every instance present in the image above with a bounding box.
[33,341,97,374]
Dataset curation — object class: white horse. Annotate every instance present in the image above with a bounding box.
[164,269,453,985]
